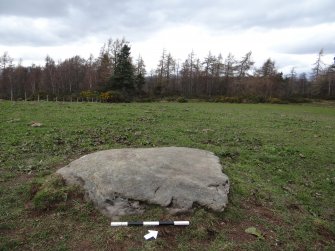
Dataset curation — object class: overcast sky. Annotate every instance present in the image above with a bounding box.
[0,0,334,75]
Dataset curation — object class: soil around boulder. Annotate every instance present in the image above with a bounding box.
[57,147,229,218]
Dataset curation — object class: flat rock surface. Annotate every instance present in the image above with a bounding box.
[57,147,229,217]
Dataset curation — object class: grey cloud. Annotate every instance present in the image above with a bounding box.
[284,42,335,55]
[0,0,161,46]
[273,31,335,55]
[0,0,334,47]
[0,0,70,17]
[0,29,59,46]
[187,0,335,30]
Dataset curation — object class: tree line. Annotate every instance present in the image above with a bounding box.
[0,38,334,102]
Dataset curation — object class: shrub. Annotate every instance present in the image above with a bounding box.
[213,96,242,103]
[225,97,242,103]
[165,97,177,102]
[176,97,188,103]
[246,96,267,103]
[269,97,286,104]
[139,97,155,103]
[287,97,312,103]
[212,96,223,103]
[100,91,125,103]
[80,90,98,100]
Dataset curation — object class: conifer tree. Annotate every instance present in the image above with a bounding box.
[109,44,135,94]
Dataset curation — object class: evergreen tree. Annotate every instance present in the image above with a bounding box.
[135,72,145,93]
[134,55,146,93]
[109,44,135,94]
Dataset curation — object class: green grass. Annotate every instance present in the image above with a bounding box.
[0,100,334,250]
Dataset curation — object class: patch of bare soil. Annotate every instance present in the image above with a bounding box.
[219,202,286,250]
[70,240,95,251]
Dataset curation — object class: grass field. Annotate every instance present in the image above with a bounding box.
[0,100,334,250]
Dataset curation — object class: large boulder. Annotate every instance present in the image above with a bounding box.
[57,147,229,217]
